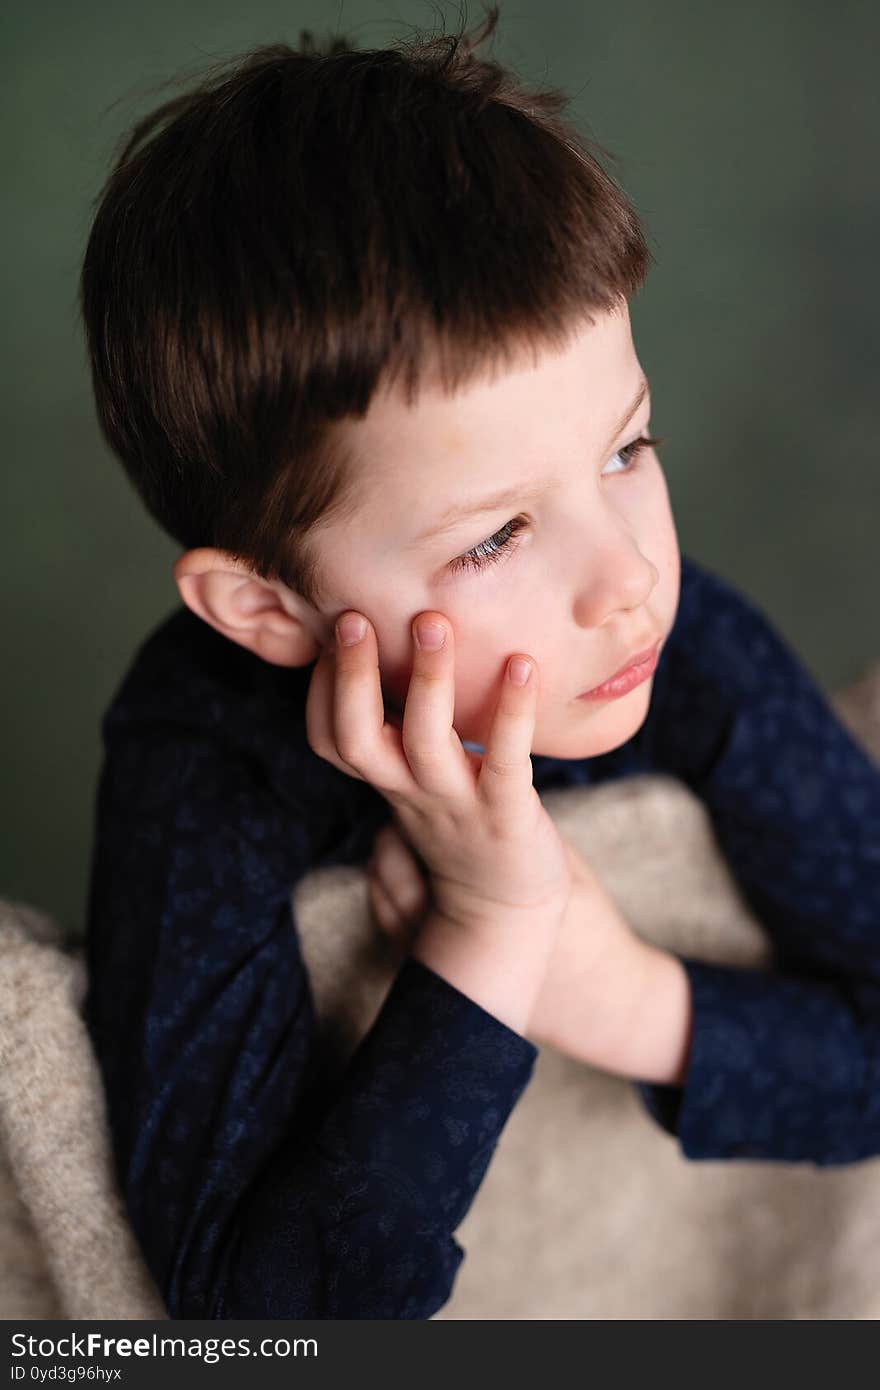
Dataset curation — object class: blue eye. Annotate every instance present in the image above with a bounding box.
[447,433,665,576]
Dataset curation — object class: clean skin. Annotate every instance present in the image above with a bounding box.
[173,297,692,1083]
[174,297,682,763]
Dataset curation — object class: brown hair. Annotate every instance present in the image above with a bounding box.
[79,4,652,610]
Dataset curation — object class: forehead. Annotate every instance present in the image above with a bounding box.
[324,304,639,541]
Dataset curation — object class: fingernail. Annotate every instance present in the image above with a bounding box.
[508,657,532,686]
[415,619,446,650]
[337,613,367,646]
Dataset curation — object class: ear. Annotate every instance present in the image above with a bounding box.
[172,548,328,668]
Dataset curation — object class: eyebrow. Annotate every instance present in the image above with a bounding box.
[410,375,651,544]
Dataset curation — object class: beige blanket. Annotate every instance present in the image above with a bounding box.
[2,660,878,1320]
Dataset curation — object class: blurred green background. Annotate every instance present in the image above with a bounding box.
[3,0,877,940]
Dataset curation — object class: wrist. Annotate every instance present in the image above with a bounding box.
[410,907,563,1037]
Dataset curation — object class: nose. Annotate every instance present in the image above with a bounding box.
[570,529,659,630]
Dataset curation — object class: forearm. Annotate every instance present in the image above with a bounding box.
[527,930,693,1086]
[624,942,693,1085]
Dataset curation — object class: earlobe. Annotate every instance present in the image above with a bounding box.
[172,549,322,668]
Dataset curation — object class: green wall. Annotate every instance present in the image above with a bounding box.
[3,1,877,939]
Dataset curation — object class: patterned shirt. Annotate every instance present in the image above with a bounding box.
[83,552,880,1318]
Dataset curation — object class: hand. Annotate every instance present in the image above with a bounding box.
[525,835,645,1058]
[365,817,620,966]
[365,814,433,953]
[367,818,649,1068]
[305,609,572,939]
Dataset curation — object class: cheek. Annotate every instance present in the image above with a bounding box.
[451,616,559,738]
[648,469,681,595]
[376,623,487,706]
[378,627,513,737]
[377,650,414,718]
[451,654,502,731]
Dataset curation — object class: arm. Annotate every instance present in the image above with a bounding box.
[84,667,538,1319]
[368,809,694,1084]
[522,842,694,1086]
[634,555,880,1163]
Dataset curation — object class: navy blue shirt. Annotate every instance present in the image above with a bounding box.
[83,552,880,1319]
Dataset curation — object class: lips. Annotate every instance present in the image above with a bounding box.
[605,642,659,684]
[579,639,660,697]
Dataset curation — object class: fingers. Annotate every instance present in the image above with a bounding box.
[477,654,539,812]
[308,608,474,802]
[331,614,395,780]
[307,615,408,795]
[367,871,406,938]
[306,606,539,815]
[399,615,472,798]
[367,823,429,949]
[305,644,366,781]
[371,822,430,919]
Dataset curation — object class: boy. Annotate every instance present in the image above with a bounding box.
[81,9,880,1320]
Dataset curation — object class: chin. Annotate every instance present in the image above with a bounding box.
[533,680,655,760]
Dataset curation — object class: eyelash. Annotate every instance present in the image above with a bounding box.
[447,434,666,576]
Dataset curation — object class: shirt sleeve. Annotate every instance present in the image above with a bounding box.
[83,706,538,1319]
[634,557,880,1164]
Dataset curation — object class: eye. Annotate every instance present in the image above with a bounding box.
[447,514,529,576]
[605,432,664,474]
[447,433,665,577]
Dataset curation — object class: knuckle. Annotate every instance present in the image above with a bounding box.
[307,735,335,764]
[335,732,371,767]
[401,741,447,773]
[481,752,522,778]
[402,881,428,915]
[408,664,448,688]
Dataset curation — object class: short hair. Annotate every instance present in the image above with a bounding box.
[79,4,652,610]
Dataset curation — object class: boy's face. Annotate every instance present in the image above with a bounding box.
[307,300,681,760]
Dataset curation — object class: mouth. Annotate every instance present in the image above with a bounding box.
[576,639,661,701]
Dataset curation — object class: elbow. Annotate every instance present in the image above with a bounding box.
[173,1220,465,1320]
